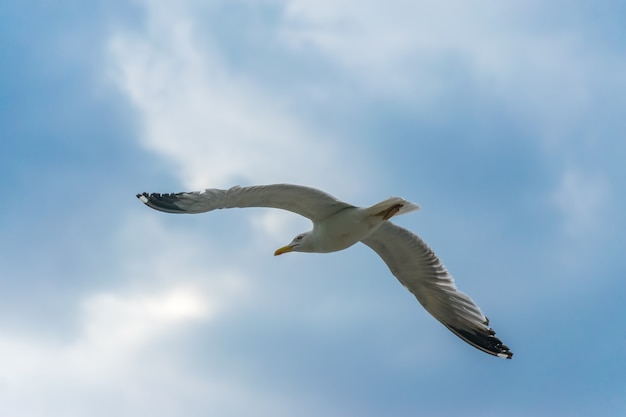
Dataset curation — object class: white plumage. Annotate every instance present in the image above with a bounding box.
[137,184,512,359]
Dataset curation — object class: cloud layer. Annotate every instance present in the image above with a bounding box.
[2,0,625,416]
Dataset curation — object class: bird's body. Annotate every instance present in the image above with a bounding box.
[292,206,372,253]
[137,184,513,359]
[289,198,419,253]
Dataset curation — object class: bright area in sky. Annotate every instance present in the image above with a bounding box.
[1,0,625,416]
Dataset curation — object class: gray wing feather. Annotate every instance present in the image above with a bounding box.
[362,222,512,359]
[137,184,354,221]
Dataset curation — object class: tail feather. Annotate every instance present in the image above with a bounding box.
[368,197,420,220]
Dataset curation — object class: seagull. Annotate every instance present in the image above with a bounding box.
[137,184,512,359]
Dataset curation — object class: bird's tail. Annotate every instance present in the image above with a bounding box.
[368,197,420,220]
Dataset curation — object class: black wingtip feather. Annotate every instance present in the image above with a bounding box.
[136,192,187,213]
[449,325,514,359]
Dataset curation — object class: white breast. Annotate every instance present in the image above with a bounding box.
[311,207,385,253]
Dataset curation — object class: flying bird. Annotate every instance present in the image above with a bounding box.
[137,184,512,359]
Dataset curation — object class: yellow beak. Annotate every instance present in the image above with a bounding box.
[274,245,294,256]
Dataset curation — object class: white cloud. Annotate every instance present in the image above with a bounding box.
[79,287,211,352]
[280,1,568,85]
[6,0,626,416]
[107,0,363,193]
[107,0,626,197]
[0,287,205,416]
[0,212,339,417]
[249,210,311,248]
[279,0,624,140]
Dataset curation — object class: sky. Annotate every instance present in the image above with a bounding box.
[1,0,625,416]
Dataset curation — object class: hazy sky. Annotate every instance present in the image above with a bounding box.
[1,1,625,416]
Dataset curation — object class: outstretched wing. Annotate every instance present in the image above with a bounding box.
[137,184,354,221]
[362,222,512,359]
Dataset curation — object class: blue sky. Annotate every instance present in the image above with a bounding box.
[1,0,625,415]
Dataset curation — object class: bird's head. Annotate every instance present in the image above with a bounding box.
[274,231,314,255]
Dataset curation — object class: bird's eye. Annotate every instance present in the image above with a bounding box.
[296,235,303,241]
